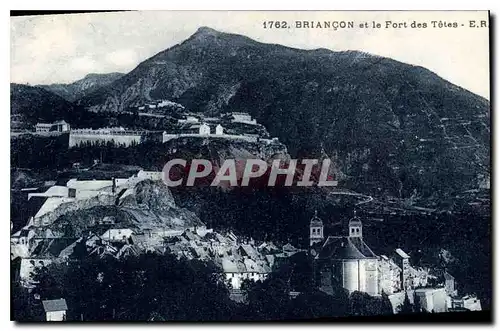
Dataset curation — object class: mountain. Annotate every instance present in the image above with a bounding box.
[10,83,78,128]
[78,27,490,199]
[38,72,125,102]
[10,82,130,130]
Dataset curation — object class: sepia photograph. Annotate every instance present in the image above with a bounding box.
[9,10,491,322]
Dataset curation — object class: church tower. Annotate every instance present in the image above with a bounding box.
[310,210,324,246]
[348,209,363,238]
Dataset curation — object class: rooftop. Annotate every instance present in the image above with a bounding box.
[282,243,298,252]
[444,271,455,280]
[31,238,79,258]
[415,287,446,294]
[310,211,323,226]
[19,228,31,237]
[221,258,242,273]
[348,216,363,225]
[28,185,69,200]
[316,236,377,260]
[66,179,114,191]
[53,120,69,125]
[395,248,410,259]
[239,244,259,258]
[42,299,68,312]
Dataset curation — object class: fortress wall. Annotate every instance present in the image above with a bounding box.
[69,133,142,148]
[69,131,262,146]
[162,133,258,143]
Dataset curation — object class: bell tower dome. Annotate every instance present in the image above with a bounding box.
[348,209,362,238]
[309,210,324,246]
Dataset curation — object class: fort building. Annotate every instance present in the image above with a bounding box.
[35,120,70,133]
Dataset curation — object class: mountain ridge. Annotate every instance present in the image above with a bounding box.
[10,83,78,128]
[14,27,490,199]
[38,72,125,102]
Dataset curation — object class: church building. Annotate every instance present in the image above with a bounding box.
[309,211,324,246]
[311,211,380,296]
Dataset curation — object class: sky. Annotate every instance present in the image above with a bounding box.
[10,11,490,99]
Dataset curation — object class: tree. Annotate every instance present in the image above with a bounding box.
[398,292,414,314]
[289,289,349,320]
[413,292,422,313]
[28,253,237,321]
[31,263,66,300]
[243,275,291,320]
[349,291,394,316]
[11,278,44,321]
[380,291,395,315]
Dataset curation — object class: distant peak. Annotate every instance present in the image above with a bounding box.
[184,26,227,45]
[194,26,221,35]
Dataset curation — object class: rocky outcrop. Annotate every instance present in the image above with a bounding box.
[36,193,116,227]
[39,179,203,237]
[120,179,176,210]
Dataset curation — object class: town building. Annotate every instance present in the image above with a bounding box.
[409,266,430,288]
[35,123,52,133]
[101,229,135,243]
[42,299,68,321]
[11,228,36,247]
[444,271,457,296]
[137,99,185,111]
[378,255,401,294]
[448,295,482,311]
[394,248,411,290]
[199,123,211,135]
[18,258,53,286]
[220,253,272,289]
[52,120,71,132]
[414,288,448,313]
[216,124,224,135]
[229,112,257,124]
[137,170,163,181]
[178,115,200,124]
